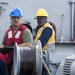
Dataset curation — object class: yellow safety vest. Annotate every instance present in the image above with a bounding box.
[35,22,55,50]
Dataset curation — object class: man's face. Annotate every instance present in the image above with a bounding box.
[10,16,21,27]
[37,16,47,26]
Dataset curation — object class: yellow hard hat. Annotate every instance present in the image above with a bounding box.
[35,8,48,18]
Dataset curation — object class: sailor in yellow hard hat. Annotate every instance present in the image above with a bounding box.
[35,8,55,50]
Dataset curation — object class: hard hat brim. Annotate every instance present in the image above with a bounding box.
[34,16,47,19]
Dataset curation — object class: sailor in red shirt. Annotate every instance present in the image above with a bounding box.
[0,7,33,75]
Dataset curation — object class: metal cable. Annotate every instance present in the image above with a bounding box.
[36,49,52,75]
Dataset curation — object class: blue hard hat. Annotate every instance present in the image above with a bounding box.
[9,7,23,17]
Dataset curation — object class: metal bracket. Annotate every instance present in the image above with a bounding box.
[0,6,5,11]
[0,2,8,5]
[69,0,75,3]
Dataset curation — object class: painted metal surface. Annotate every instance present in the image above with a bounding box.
[47,42,75,75]
[0,0,73,44]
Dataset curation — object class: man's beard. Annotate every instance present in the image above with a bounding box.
[38,21,46,26]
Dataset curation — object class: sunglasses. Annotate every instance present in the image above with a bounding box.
[11,16,20,19]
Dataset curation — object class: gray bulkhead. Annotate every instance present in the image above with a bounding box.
[0,0,74,44]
